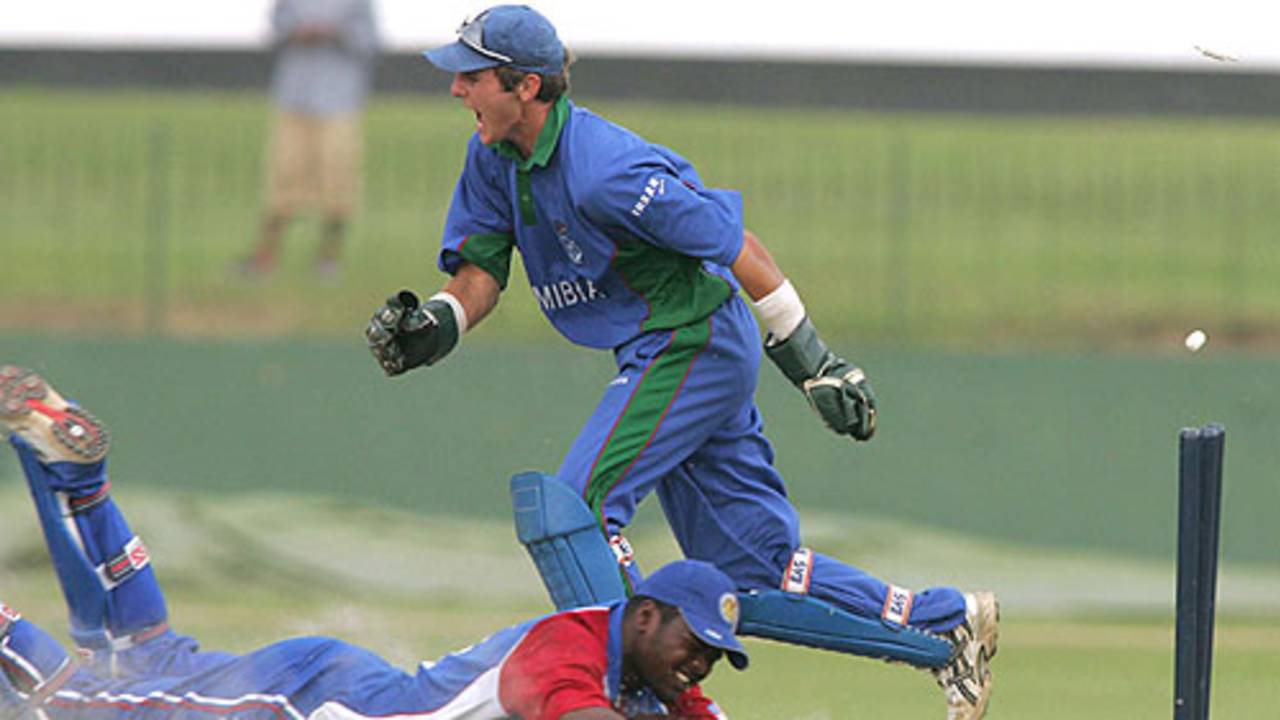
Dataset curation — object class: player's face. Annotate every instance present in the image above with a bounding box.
[450,69,525,148]
[631,608,723,704]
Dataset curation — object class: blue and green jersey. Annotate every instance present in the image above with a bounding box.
[438,98,743,349]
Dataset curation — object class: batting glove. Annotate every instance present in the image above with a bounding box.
[765,317,877,441]
[365,290,459,376]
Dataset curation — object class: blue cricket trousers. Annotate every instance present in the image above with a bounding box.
[555,296,965,631]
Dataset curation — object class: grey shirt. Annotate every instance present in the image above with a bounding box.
[269,0,381,115]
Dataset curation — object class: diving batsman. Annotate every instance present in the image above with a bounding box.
[0,366,747,719]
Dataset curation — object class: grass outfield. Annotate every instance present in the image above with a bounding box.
[3,335,1279,567]
[3,88,1280,346]
[6,88,1279,715]
[2,489,1277,718]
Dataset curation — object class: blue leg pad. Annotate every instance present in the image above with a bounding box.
[11,436,168,652]
[511,471,627,610]
[738,589,953,668]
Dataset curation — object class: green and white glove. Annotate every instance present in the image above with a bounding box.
[765,317,878,441]
[365,290,459,376]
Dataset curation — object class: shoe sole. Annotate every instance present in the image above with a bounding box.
[969,592,1000,719]
[938,592,1000,720]
[975,591,1000,663]
[0,365,109,463]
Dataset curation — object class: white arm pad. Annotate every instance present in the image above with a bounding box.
[429,291,469,335]
[751,279,806,340]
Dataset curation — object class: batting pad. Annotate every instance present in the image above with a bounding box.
[511,472,628,610]
[738,590,953,667]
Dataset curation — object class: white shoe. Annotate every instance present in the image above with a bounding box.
[0,366,108,463]
[932,591,1000,719]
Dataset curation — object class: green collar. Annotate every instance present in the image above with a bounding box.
[491,96,569,172]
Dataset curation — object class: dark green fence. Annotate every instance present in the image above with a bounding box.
[4,89,1279,349]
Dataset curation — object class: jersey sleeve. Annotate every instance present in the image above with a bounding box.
[271,0,301,41]
[438,136,517,290]
[337,0,380,60]
[579,151,744,269]
[498,614,613,720]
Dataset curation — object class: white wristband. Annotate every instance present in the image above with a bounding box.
[751,279,806,340]
[430,291,468,335]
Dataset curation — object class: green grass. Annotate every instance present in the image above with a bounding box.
[3,88,1280,346]
[5,88,1279,716]
[3,334,1279,567]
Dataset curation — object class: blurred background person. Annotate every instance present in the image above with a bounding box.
[238,0,381,281]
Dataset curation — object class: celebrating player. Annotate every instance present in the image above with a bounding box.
[0,366,743,719]
[366,5,998,717]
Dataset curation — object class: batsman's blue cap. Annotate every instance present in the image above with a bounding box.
[424,5,564,76]
[634,560,749,670]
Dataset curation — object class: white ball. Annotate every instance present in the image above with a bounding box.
[1184,329,1208,352]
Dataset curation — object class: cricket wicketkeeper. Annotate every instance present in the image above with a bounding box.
[366,5,999,718]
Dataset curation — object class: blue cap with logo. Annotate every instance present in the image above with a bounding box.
[424,5,565,76]
[634,560,750,670]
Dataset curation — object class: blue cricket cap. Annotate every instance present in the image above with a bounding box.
[634,560,749,670]
[424,5,564,76]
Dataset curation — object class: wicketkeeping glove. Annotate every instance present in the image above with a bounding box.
[365,290,459,376]
[765,317,877,441]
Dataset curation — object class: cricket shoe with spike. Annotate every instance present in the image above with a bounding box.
[0,366,109,463]
[932,591,1000,719]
